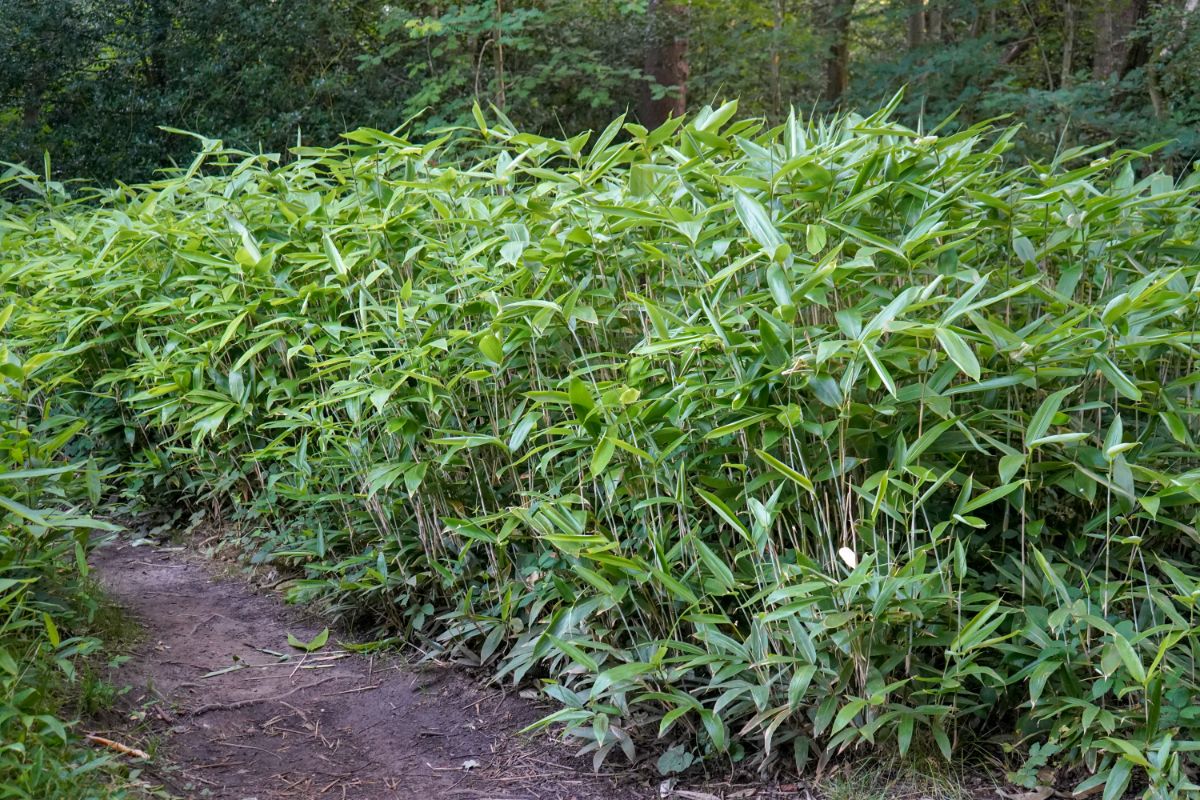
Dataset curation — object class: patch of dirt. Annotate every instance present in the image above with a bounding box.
[90,538,652,799]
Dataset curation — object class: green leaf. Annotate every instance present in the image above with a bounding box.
[0,492,50,527]
[656,744,695,776]
[696,488,751,542]
[590,435,616,477]
[75,540,89,578]
[699,709,728,752]
[755,449,814,493]
[403,462,428,495]
[591,661,655,697]
[861,345,897,397]
[1024,385,1077,449]
[568,378,598,431]
[0,464,76,481]
[324,232,348,276]
[1097,356,1142,401]
[935,327,981,380]
[546,635,599,672]
[479,332,504,365]
[999,452,1025,483]
[734,192,788,261]
[766,264,793,309]
[961,482,1022,513]
[43,613,61,648]
[931,721,952,760]
[832,698,866,733]
[1028,431,1089,448]
[1113,634,1146,685]
[692,536,735,592]
[1013,235,1036,263]
[787,665,818,710]
[1029,660,1060,707]
[805,224,827,255]
[1102,759,1132,800]
[897,715,914,757]
[287,628,330,652]
[706,412,773,440]
[949,599,1004,653]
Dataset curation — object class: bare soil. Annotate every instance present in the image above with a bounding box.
[90,537,654,800]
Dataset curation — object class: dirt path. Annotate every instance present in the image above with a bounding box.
[91,538,652,800]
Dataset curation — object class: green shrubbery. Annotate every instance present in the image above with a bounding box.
[0,331,126,794]
[4,101,1200,797]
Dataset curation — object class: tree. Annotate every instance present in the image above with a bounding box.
[3,0,1199,181]
[907,0,924,49]
[0,2,109,133]
[822,0,856,104]
[639,0,691,128]
[927,0,943,42]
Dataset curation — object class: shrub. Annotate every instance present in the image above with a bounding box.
[4,99,1200,796]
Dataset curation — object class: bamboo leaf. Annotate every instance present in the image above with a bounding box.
[935,327,981,380]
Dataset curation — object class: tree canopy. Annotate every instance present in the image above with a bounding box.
[2,0,1198,182]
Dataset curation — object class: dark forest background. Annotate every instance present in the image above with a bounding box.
[3,0,1198,182]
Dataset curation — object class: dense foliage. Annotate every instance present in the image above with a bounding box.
[0,259,127,792]
[4,103,1200,797]
[3,0,1199,182]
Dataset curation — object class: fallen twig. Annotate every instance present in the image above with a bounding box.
[189,677,334,717]
[331,683,381,696]
[215,741,284,761]
[85,734,150,760]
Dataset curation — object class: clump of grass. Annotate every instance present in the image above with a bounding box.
[819,753,980,800]
[3,96,1200,797]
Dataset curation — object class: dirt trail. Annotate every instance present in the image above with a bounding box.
[91,538,651,800]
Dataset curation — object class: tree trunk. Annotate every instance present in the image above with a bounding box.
[1118,0,1153,77]
[907,0,924,49]
[639,0,690,128]
[970,4,985,38]
[22,93,41,130]
[494,0,506,111]
[1092,0,1146,79]
[146,0,170,88]
[823,0,856,104]
[22,72,46,130]
[927,1,943,43]
[1146,59,1164,117]
[1093,1,1115,78]
[1060,1,1075,87]
[771,0,785,118]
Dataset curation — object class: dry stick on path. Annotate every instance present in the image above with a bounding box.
[189,677,334,717]
[85,734,151,760]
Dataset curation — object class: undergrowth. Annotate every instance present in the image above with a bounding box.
[3,96,1200,797]
[0,374,137,796]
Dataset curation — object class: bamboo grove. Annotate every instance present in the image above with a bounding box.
[4,100,1200,797]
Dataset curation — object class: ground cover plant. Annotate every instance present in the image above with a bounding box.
[3,99,1200,798]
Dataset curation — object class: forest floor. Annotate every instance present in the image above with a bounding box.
[89,535,657,800]
[87,528,1003,800]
